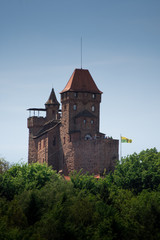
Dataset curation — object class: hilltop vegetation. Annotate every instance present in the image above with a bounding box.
[0,148,160,240]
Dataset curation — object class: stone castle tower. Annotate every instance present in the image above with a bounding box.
[27,68,119,175]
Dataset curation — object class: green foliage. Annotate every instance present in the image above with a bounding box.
[113,148,160,193]
[1,149,160,239]
[0,163,58,200]
[0,158,10,174]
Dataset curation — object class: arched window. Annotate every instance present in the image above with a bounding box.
[91,120,94,124]
[85,134,92,140]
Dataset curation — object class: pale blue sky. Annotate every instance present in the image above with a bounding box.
[0,0,160,163]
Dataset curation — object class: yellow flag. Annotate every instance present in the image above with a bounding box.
[121,136,132,143]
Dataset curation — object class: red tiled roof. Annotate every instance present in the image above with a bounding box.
[64,176,71,181]
[63,175,101,181]
[60,69,102,94]
[94,174,100,179]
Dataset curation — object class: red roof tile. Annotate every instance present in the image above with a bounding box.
[64,176,71,181]
[60,69,102,94]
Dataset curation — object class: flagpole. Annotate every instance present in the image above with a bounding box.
[120,134,122,163]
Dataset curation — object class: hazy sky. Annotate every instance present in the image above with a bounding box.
[0,0,160,163]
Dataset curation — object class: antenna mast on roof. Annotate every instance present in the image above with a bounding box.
[81,37,82,69]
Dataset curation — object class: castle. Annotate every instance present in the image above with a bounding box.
[27,68,119,175]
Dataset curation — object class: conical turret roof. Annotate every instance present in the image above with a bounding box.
[45,88,60,106]
[60,69,102,94]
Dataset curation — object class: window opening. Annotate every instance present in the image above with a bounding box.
[53,137,56,146]
[73,104,77,110]
[92,94,96,99]
[92,105,95,112]
[74,92,78,98]
[85,134,92,140]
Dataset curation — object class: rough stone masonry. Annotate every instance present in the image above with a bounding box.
[27,68,119,175]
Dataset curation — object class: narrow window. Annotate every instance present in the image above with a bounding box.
[73,104,77,110]
[53,137,56,146]
[92,94,96,99]
[92,105,95,112]
[91,120,94,124]
[74,92,78,98]
[84,119,86,124]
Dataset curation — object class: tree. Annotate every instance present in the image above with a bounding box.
[113,148,160,193]
[0,149,160,239]
[0,158,10,174]
[0,163,59,200]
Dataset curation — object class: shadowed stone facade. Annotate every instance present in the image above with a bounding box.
[27,69,119,175]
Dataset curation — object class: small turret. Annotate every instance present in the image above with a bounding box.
[45,88,60,121]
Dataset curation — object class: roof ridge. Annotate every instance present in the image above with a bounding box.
[74,109,96,119]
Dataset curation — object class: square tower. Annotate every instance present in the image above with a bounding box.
[60,69,103,142]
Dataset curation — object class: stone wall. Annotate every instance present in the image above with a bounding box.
[37,136,48,164]
[48,125,62,172]
[62,138,119,175]
[28,116,46,164]
[28,88,119,176]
